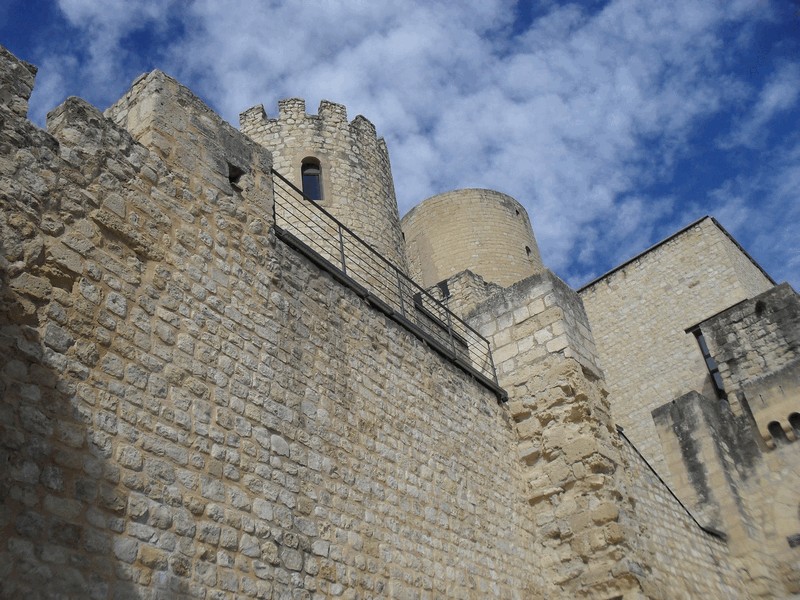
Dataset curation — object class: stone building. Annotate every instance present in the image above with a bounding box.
[1,44,798,599]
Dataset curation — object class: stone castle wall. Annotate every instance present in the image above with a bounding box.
[723,284,800,386]
[466,272,643,597]
[2,45,792,599]
[464,267,752,597]
[402,189,543,289]
[469,270,602,382]
[616,433,747,598]
[240,100,407,272]
[1,49,539,599]
[753,443,800,594]
[579,217,774,480]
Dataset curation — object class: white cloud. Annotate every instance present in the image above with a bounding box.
[24,0,799,288]
[720,62,800,149]
[707,133,800,285]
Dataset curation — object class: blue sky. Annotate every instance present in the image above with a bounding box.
[2,0,798,289]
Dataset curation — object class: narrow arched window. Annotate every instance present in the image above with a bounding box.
[301,158,322,201]
[768,421,788,446]
[789,413,800,437]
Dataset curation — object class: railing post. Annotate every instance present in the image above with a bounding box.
[487,339,499,385]
[445,307,455,353]
[396,268,406,318]
[338,224,347,275]
[271,171,280,228]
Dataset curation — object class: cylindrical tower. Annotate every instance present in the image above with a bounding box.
[401,189,544,288]
[240,98,407,271]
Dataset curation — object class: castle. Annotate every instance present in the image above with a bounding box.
[1,44,798,599]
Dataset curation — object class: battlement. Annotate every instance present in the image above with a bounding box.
[240,97,382,148]
[278,97,307,119]
[0,45,37,119]
[240,96,406,269]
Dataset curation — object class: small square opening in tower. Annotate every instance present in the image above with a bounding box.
[228,163,246,192]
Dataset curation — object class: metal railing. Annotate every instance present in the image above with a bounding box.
[271,169,503,398]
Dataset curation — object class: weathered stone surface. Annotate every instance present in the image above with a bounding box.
[579,217,774,479]
[3,42,797,600]
[402,188,543,288]
[240,98,407,271]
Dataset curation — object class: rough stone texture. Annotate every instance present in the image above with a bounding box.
[2,46,539,600]
[660,393,763,520]
[466,272,643,598]
[579,217,774,480]
[0,46,37,119]
[3,44,798,599]
[755,443,800,595]
[240,100,407,272]
[651,388,800,596]
[652,393,777,588]
[698,283,800,441]
[645,284,800,597]
[470,270,602,381]
[423,269,504,324]
[402,189,544,289]
[617,433,750,599]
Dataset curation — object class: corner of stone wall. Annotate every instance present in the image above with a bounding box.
[467,269,645,597]
[350,114,378,146]
[419,269,504,322]
[377,138,390,162]
[470,269,603,381]
[278,97,306,119]
[699,283,800,436]
[651,391,781,595]
[239,103,267,135]
[318,100,347,124]
[0,45,282,596]
[0,46,37,119]
[104,69,274,222]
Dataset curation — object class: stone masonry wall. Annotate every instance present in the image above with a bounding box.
[652,392,779,596]
[695,284,800,588]
[467,272,643,598]
[699,283,800,435]
[1,48,540,599]
[752,443,800,595]
[579,217,774,480]
[467,268,757,598]
[240,100,407,272]
[616,434,747,599]
[472,270,602,382]
[702,284,800,386]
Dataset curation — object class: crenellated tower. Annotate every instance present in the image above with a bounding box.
[240,99,408,271]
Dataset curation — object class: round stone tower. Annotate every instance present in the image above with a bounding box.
[401,189,544,288]
[240,98,407,270]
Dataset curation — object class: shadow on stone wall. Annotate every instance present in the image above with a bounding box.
[0,294,141,599]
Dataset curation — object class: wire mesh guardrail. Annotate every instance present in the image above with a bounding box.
[271,169,502,393]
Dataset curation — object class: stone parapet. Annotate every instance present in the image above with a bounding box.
[698,283,800,439]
